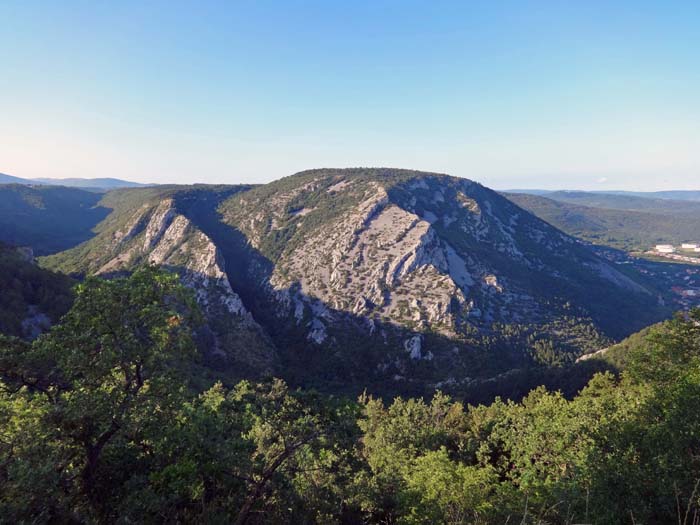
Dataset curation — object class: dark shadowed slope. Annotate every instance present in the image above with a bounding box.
[0,184,111,255]
[41,185,278,379]
[0,243,74,338]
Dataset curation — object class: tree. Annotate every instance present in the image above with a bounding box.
[586,310,700,522]
[0,266,199,522]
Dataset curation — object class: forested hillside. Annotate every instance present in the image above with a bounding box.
[0,184,110,254]
[537,190,700,213]
[592,190,700,201]
[1,268,697,523]
[506,192,700,251]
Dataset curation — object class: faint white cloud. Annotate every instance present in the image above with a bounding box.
[597,177,608,184]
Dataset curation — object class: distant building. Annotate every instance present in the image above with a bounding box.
[695,247,700,253]
[656,244,676,253]
[682,243,699,249]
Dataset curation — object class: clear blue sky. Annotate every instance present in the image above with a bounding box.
[1,1,698,190]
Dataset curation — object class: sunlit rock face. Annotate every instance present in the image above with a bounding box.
[53,194,276,375]
[221,168,655,352]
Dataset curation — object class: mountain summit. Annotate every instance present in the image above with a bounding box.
[215,168,666,391]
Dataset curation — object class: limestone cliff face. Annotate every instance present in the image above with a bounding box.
[221,168,661,364]
[270,192,471,337]
[52,196,276,375]
[98,199,247,316]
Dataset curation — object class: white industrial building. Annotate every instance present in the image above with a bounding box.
[682,243,699,249]
[656,244,676,253]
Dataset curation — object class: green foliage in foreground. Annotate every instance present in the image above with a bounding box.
[1,268,699,524]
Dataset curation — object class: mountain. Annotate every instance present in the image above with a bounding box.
[538,190,700,214]
[505,192,700,251]
[30,177,148,190]
[214,168,669,393]
[42,185,277,378]
[593,190,700,202]
[0,184,112,255]
[37,168,672,396]
[503,189,554,196]
[0,172,33,184]
[507,188,700,203]
[0,171,148,190]
[0,243,74,339]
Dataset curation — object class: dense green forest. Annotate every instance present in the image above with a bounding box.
[1,267,698,524]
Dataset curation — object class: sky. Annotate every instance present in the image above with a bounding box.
[1,1,699,190]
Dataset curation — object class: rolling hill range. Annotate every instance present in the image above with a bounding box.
[531,190,700,214]
[505,192,700,251]
[0,171,147,190]
[38,168,670,397]
[591,190,700,202]
[30,177,148,190]
[510,188,700,202]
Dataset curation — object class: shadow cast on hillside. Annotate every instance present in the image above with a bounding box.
[173,188,618,404]
[0,187,112,255]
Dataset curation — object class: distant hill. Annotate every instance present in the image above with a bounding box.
[503,189,554,196]
[0,172,32,184]
[0,171,148,190]
[504,192,700,250]
[0,184,111,255]
[540,191,700,214]
[507,188,700,204]
[31,177,148,189]
[594,190,700,202]
[503,188,700,202]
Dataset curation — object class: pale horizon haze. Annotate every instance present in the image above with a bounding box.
[1,1,699,191]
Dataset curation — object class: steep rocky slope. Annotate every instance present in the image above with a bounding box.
[43,186,277,377]
[213,168,669,393]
